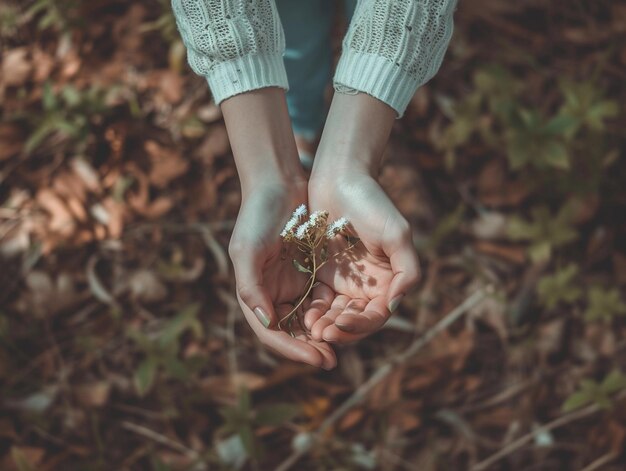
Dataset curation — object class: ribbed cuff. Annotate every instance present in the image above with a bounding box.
[333,49,421,119]
[205,53,289,105]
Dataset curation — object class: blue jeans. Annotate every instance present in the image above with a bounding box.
[275,0,357,140]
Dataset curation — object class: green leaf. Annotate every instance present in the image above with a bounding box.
[601,370,626,395]
[537,264,582,309]
[585,287,626,322]
[542,141,570,170]
[11,447,35,471]
[255,403,300,427]
[507,206,577,262]
[238,424,258,458]
[162,356,189,380]
[562,390,591,413]
[529,241,552,263]
[158,303,201,348]
[42,81,57,111]
[134,356,158,397]
[237,386,251,415]
[292,259,311,274]
[544,115,578,136]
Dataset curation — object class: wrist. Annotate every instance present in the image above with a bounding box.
[310,91,395,181]
[221,88,306,194]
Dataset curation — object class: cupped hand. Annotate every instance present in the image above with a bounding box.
[229,179,336,369]
[305,171,421,344]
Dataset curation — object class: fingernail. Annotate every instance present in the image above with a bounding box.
[336,323,355,333]
[388,294,404,313]
[254,307,270,328]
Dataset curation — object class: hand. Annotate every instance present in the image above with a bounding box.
[305,171,420,343]
[229,178,337,369]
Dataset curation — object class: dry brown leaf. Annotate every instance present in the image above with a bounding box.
[129,269,168,303]
[101,197,125,238]
[36,188,76,237]
[71,157,101,193]
[32,47,54,82]
[75,382,111,408]
[194,124,230,164]
[0,123,24,160]
[197,103,222,123]
[339,408,365,431]
[145,140,189,188]
[1,48,32,87]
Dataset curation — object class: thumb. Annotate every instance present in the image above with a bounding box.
[385,231,420,314]
[230,245,276,328]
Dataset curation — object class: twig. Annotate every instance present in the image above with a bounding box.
[580,451,619,471]
[121,421,201,461]
[275,287,490,471]
[470,403,601,471]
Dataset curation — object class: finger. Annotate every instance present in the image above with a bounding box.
[335,296,389,334]
[303,282,335,330]
[294,333,337,370]
[277,304,337,370]
[321,324,368,344]
[242,301,326,368]
[384,227,420,313]
[309,294,350,342]
[230,245,276,328]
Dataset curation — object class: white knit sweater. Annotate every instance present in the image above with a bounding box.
[172,0,457,117]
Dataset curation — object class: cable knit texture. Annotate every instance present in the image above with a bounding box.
[171,0,288,105]
[335,0,457,117]
[171,0,457,115]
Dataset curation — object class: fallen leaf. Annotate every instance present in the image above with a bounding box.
[0,123,25,160]
[145,140,189,188]
[75,382,111,407]
[129,269,168,303]
[1,48,32,87]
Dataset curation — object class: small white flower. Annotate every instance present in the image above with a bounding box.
[308,210,328,226]
[295,221,310,240]
[326,217,349,239]
[294,204,307,219]
[281,215,300,238]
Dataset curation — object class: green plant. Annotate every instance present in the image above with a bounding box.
[23,82,108,154]
[584,286,626,322]
[507,205,578,262]
[562,370,626,412]
[0,3,21,38]
[558,79,619,139]
[218,387,300,461]
[537,264,582,310]
[505,109,577,171]
[24,0,81,33]
[127,303,204,397]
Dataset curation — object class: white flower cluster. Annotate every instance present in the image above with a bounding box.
[280,204,307,238]
[325,217,348,239]
[280,205,349,242]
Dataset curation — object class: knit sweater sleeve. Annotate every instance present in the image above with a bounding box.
[171,0,288,105]
[334,0,458,118]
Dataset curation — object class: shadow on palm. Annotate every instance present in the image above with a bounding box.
[303,233,394,344]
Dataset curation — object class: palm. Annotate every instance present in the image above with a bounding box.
[231,183,336,369]
[304,173,419,343]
